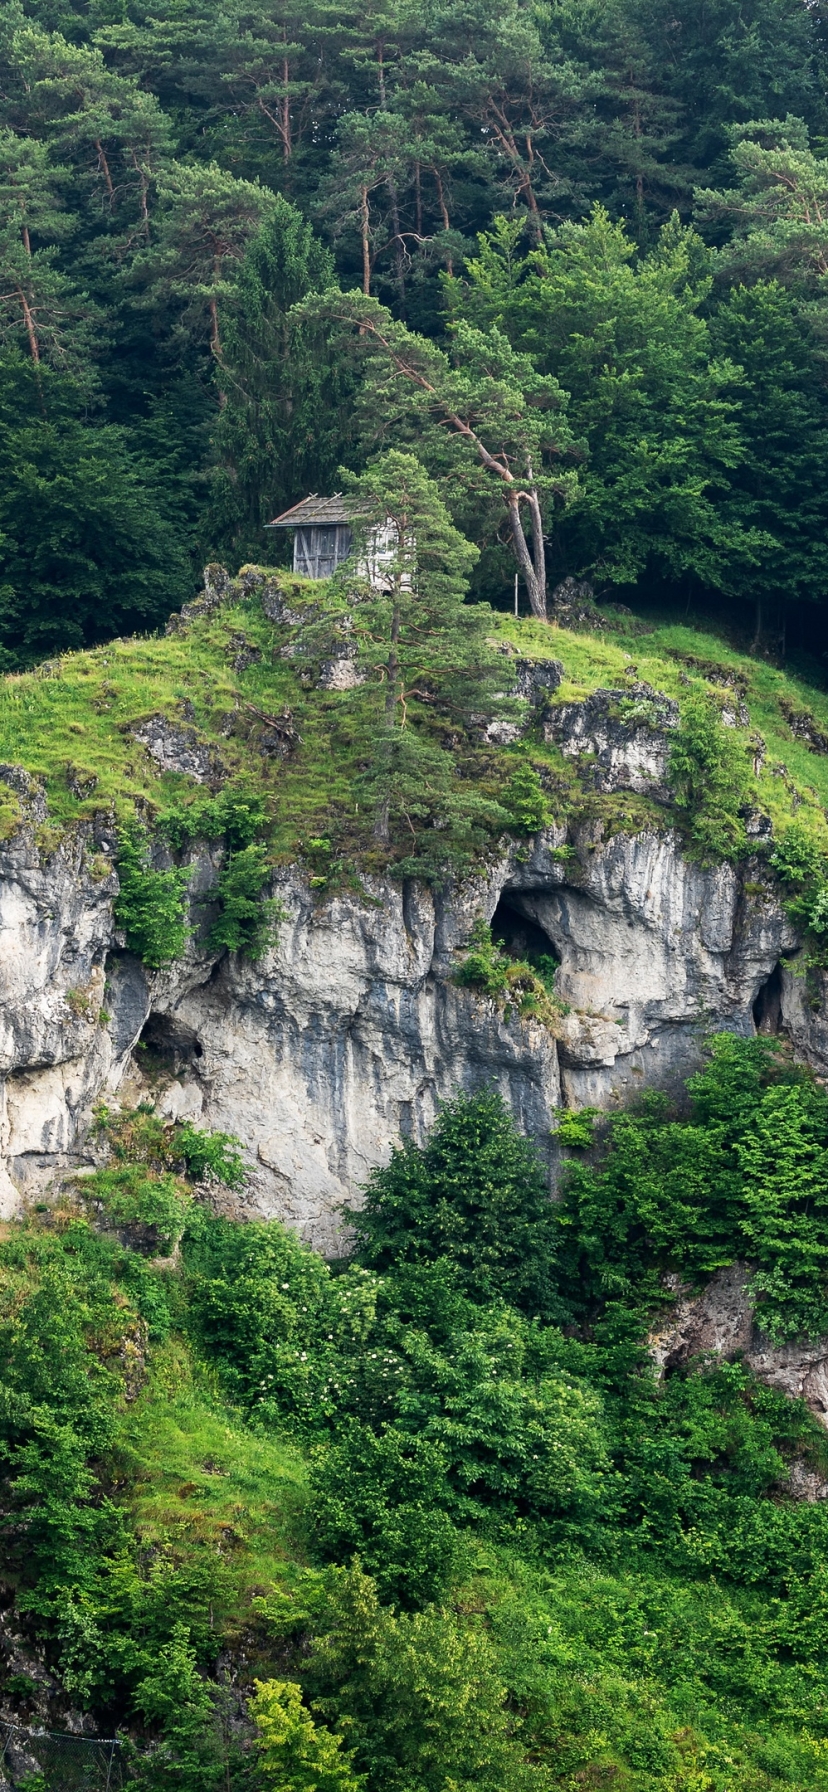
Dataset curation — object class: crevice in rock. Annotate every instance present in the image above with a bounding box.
[491,895,558,965]
[137,1012,204,1078]
[753,961,783,1035]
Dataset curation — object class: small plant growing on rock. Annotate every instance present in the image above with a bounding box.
[454,920,567,1029]
[503,763,550,833]
[207,842,284,958]
[668,689,751,862]
[115,825,191,967]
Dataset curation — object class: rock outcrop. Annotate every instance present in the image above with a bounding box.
[0,791,816,1251]
[650,1264,828,1453]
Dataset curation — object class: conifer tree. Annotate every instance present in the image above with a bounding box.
[317,449,507,856]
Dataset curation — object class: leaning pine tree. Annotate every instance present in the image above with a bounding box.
[324,450,510,871]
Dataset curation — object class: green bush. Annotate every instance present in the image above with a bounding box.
[175,1121,246,1189]
[770,821,828,945]
[454,920,564,1025]
[83,1165,193,1256]
[503,762,550,833]
[554,1032,828,1339]
[348,1088,561,1318]
[207,843,281,958]
[115,827,191,967]
[160,783,270,853]
[668,690,751,861]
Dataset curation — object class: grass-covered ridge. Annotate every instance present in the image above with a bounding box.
[1,571,828,884]
[8,1045,828,1788]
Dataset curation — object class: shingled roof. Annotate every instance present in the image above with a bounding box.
[265,493,351,529]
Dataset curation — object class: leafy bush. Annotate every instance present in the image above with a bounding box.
[668,689,751,861]
[160,783,270,853]
[349,1088,561,1317]
[308,1427,461,1606]
[503,762,550,833]
[83,1164,193,1256]
[96,1104,245,1191]
[305,1564,543,1792]
[555,1032,828,1339]
[175,1121,246,1188]
[251,1679,363,1791]
[207,843,281,958]
[454,919,564,1025]
[115,827,191,967]
[770,821,828,944]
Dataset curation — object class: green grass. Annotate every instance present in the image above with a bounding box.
[501,612,828,849]
[115,1337,309,1630]
[0,571,827,867]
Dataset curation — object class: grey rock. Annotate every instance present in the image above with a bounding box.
[543,684,679,798]
[228,632,262,673]
[0,818,819,1256]
[649,1263,828,1441]
[0,766,47,822]
[132,715,219,784]
[317,653,366,691]
[513,658,564,704]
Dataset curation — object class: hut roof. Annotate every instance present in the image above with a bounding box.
[265,493,351,529]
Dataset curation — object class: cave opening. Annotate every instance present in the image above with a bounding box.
[137,1012,204,1077]
[491,896,559,971]
[753,962,783,1035]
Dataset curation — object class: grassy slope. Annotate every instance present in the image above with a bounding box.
[0,574,826,864]
[111,1328,828,1791]
[116,1339,309,1631]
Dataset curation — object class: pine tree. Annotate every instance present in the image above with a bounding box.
[314,449,508,859]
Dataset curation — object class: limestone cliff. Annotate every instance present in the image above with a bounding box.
[0,775,817,1255]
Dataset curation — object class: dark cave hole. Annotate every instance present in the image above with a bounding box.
[491,896,559,970]
[753,962,783,1035]
[138,1012,204,1076]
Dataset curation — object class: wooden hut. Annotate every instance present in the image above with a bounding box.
[265,494,353,579]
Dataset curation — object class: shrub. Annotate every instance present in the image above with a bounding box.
[174,1121,246,1188]
[503,762,550,833]
[454,919,565,1025]
[83,1165,193,1256]
[160,783,270,853]
[251,1679,363,1791]
[115,827,191,967]
[207,843,281,958]
[667,690,751,861]
[349,1089,561,1318]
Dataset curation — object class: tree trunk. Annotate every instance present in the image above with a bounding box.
[132,151,150,238]
[751,593,763,655]
[360,185,371,295]
[18,288,39,365]
[431,167,453,273]
[508,493,546,618]
[374,595,401,841]
[281,57,292,159]
[95,138,115,203]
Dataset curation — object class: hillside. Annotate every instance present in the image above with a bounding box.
[0,581,824,1788]
[4,562,828,857]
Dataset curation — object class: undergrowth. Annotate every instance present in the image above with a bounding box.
[6,1051,828,1787]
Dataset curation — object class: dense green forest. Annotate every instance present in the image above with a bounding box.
[4,0,828,660]
[10,1045,828,1789]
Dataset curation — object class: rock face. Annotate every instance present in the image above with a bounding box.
[543,684,679,798]
[0,646,818,1251]
[649,1265,828,1449]
[0,784,817,1252]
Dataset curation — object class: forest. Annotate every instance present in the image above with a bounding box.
[3,0,828,660]
[11,1045,828,1792]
